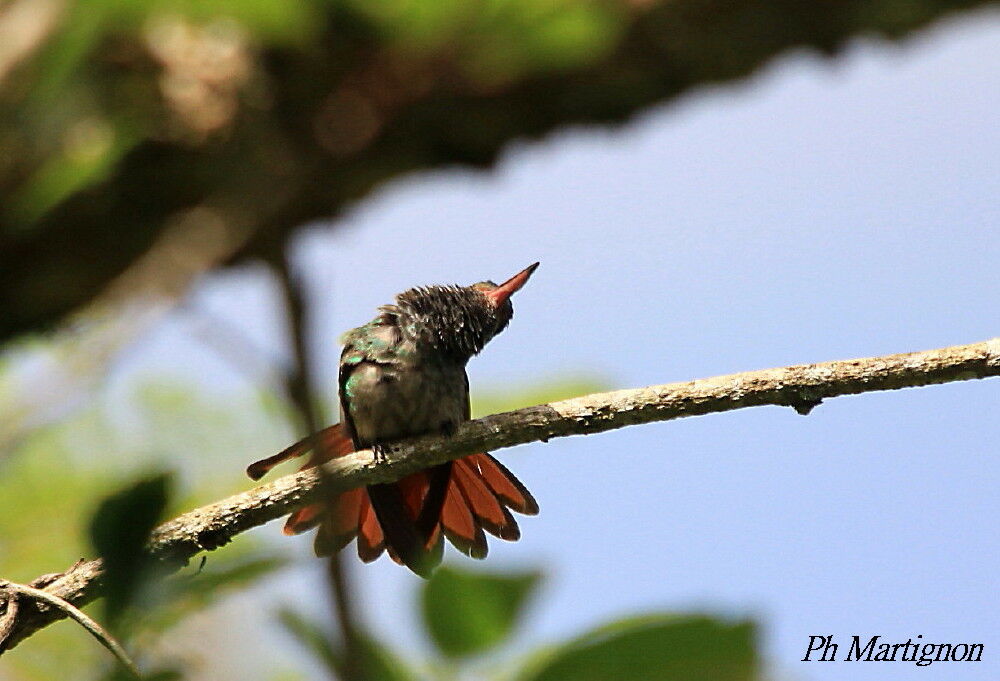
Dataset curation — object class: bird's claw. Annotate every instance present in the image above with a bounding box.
[372,444,389,465]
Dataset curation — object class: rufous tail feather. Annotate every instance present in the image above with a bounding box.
[248,428,535,573]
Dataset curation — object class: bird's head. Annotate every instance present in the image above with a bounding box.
[395,262,539,361]
[470,261,539,339]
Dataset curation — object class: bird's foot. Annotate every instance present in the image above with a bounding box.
[372,443,389,465]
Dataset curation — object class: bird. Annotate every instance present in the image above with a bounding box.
[246,263,539,576]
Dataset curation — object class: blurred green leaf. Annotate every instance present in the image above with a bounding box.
[278,607,416,681]
[422,566,541,658]
[88,472,172,625]
[517,614,758,681]
[356,631,419,681]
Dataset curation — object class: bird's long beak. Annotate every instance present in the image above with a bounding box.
[486,262,540,306]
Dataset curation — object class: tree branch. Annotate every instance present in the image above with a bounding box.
[0,579,140,677]
[2,337,997,651]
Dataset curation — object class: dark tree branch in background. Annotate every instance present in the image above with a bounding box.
[1,338,997,650]
[1,0,993,341]
[273,255,363,681]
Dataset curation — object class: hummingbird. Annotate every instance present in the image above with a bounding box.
[247,263,539,576]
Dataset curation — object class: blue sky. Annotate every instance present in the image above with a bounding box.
[99,10,1000,681]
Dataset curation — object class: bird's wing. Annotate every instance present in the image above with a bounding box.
[339,321,442,577]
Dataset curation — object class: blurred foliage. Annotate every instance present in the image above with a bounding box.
[518,615,757,681]
[281,566,759,681]
[0,0,990,341]
[422,566,541,658]
[89,472,173,627]
[0,379,293,681]
[0,369,608,679]
[278,609,417,681]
